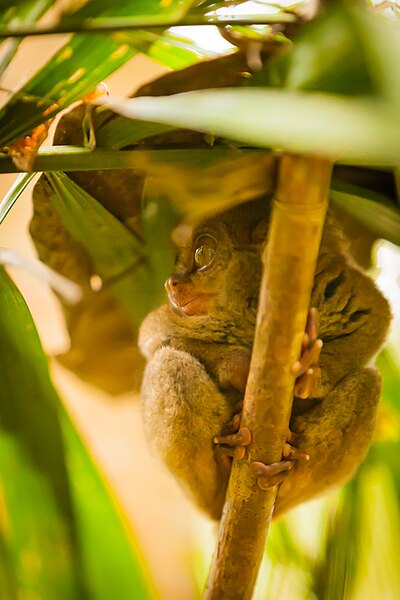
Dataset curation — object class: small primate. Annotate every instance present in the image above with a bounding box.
[139,197,391,519]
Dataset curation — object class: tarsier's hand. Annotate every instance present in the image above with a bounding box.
[214,308,322,489]
[292,307,323,399]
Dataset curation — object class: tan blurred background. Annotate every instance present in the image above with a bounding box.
[0,34,216,600]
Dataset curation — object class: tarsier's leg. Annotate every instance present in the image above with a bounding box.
[274,366,381,517]
[214,308,322,487]
[141,346,232,519]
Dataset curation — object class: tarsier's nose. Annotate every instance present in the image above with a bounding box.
[165,275,180,292]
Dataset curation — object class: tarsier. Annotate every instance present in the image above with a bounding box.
[139,197,391,520]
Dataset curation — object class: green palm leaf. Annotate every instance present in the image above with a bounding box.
[0,1,205,148]
[0,0,54,75]
[0,266,155,599]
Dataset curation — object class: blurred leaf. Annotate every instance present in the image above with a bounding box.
[44,171,163,323]
[0,267,155,598]
[0,0,54,75]
[0,1,53,26]
[311,482,360,600]
[30,175,145,395]
[351,465,400,600]
[267,518,310,570]
[0,266,84,599]
[0,1,202,148]
[60,0,197,23]
[133,49,258,97]
[141,176,178,283]
[95,117,174,149]
[376,345,400,414]
[252,4,374,97]
[349,3,400,104]
[0,27,209,150]
[57,288,146,395]
[60,406,156,600]
[330,178,400,246]
[117,28,216,69]
[310,460,400,600]
[150,28,217,63]
[100,89,400,165]
[0,172,35,223]
[95,41,259,149]
[44,171,144,280]
[0,34,137,148]
[134,150,277,221]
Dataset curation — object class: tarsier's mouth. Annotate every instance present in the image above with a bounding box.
[169,293,215,316]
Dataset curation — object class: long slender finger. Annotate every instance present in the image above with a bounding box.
[220,413,241,435]
[215,444,246,460]
[214,426,252,447]
[292,339,323,377]
[282,442,310,460]
[251,460,294,490]
[250,460,293,478]
[294,367,321,398]
[307,307,319,343]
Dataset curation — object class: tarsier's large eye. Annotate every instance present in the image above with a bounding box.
[193,235,217,270]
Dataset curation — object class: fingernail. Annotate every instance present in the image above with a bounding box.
[292,361,301,374]
[235,447,245,460]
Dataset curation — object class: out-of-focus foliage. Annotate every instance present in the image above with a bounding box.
[0,0,213,151]
[0,0,54,75]
[0,267,155,599]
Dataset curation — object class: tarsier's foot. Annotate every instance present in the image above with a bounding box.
[292,307,323,399]
[214,425,309,488]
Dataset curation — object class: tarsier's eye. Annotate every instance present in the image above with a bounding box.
[193,235,217,270]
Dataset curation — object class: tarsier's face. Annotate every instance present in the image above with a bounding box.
[165,222,231,317]
[165,202,266,319]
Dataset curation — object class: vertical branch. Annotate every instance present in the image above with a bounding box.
[204,154,332,600]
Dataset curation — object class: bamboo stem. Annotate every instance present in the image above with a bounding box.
[204,154,332,600]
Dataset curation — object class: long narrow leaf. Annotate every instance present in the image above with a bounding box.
[0,1,54,75]
[330,179,400,246]
[95,118,174,149]
[60,0,196,23]
[0,267,84,599]
[100,90,400,165]
[0,172,36,222]
[60,406,156,600]
[0,35,137,147]
[44,171,165,322]
[0,267,156,599]
[0,1,203,147]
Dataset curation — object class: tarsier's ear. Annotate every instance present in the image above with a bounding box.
[171,223,194,248]
[231,216,268,249]
[250,218,269,247]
